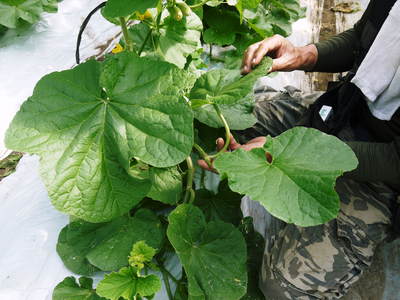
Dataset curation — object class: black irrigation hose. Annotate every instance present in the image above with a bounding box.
[75,2,107,64]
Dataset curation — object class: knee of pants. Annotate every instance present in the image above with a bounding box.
[258,178,395,299]
[259,219,387,299]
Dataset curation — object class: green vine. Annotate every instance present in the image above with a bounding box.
[119,17,133,52]
[209,104,231,159]
[184,156,196,204]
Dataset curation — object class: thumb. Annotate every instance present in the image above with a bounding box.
[216,138,225,151]
[229,135,241,150]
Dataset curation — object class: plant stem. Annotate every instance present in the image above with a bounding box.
[159,265,173,300]
[119,17,133,52]
[190,0,208,8]
[200,169,206,189]
[184,157,195,203]
[138,28,152,56]
[140,19,153,27]
[159,264,179,284]
[155,6,163,31]
[193,143,212,167]
[209,103,231,159]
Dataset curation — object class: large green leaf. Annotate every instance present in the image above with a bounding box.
[203,27,236,46]
[194,181,242,226]
[202,7,246,46]
[203,6,245,35]
[52,276,106,300]
[193,95,257,130]
[157,13,203,68]
[244,1,305,38]
[128,12,202,68]
[167,204,247,300]
[190,57,270,105]
[0,24,7,36]
[0,0,43,28]
[41,0,58,13]
[214,127,359,226]
[147,167,182,205]
[103,0,158,18]
[243,4,274,37]
[129,22,153,53]
[57,209,164,275]
[189,58,271,129]
[96,267,161,300]
[5,53,194,222]
[236,0,261,21]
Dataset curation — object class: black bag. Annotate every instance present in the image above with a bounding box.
[297,73,364,136]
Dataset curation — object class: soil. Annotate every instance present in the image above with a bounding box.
[331,2,361,14]
[0,152,22,181]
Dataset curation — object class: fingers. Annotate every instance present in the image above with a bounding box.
[197,136,267,172]
[252,42,270,67]
[241,41,261,74]
[250,136,267,144]
[197,159,212,171]
[216,137,225,151]
[216,135,242,151]
[229,135,241,150]
[241,35,284,74]
[241,136,267,151]
[197,160,218,173]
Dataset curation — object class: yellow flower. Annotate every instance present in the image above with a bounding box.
[137,9,152,21]
[112,43,124,54]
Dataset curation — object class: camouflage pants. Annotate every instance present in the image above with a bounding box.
[238,87,398,299]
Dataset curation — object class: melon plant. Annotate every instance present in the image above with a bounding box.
[0,0,60,29]
[5,0,358,299]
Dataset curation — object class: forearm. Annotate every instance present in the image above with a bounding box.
[283,28,360,73]
[295,44,319,71]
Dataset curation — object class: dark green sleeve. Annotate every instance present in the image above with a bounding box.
[345,140,400,191]
[313,29,360,72]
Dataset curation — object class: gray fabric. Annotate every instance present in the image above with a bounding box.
[351,1,400,120]
[236,86,322,143]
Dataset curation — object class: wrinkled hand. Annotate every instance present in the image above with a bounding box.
[198,135,267,173]
[241,34,318,75]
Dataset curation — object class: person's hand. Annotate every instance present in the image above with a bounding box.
[241,34,318,75]
[197,135,268,172]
